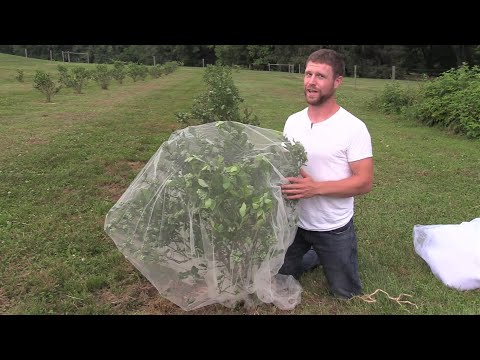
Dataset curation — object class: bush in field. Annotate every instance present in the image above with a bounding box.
[104,121,306,310]
[57,65,70,87]
[33,70,61,103]
[56,65,90,94]
[369,80,418,114]
[71,67,91,93]
[112,61,126,84]
[15,69,24,82]
[163,61,178,75]
[91,64,113,90]
[126,62,148,82]
[406,64,480,138]
[149,64,164,79]
[175,65,259,126]
[372,64,480,139]
[138,64,149,80]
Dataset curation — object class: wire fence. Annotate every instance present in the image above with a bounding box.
[9,48,458,80]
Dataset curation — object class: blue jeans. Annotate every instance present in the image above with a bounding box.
[302,248,322,272]
[279,217,362,299]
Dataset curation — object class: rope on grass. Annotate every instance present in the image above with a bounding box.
[355,289,418,309]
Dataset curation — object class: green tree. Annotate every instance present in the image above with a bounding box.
[33,70,61,102]
[175,65,259,126]
[91,64,112,89]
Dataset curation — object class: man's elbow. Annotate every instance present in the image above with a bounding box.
[358,178,373,195]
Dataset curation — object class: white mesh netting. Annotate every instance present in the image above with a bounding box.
[104,121,306,310]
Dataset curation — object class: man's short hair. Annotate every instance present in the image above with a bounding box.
[306,49,345,78]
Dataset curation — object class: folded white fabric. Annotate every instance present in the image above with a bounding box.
[413,218,480,291]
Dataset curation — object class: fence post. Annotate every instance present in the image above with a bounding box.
[153,56,156,66]
[25,48,28,58]
[50,50,53,61]
[392,65,396,80]
[202,58,205,67]
[354,65,357,89]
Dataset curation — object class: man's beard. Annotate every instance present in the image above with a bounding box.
[304,89,333,106]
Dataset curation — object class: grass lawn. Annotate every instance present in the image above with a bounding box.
[1,53,480,314]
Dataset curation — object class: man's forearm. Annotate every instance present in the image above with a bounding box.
[312,175,372,198]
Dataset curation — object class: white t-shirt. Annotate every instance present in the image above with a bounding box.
[283,106,372,231]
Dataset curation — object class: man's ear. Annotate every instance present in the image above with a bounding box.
[334,75,343,89]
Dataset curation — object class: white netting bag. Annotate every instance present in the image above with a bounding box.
[413,218,480,291]
[105,121,306,310]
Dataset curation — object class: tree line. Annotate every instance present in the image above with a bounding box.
[2,45,479,79]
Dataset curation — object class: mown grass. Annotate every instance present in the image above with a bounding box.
[1,53,480,314]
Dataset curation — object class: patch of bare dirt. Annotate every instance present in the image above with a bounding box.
[97,281,184,314]
[62,186,74,195]
[397,266,411,276]
[101,183,126,202]
[127,161,145,172]
[456,168,479,178]
[104,160,145,178]
[26,136,49,145]
[70,214,84,222]
[0,289,12,313]
[51,111,96,122]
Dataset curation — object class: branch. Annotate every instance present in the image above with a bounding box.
[354,289,418,309]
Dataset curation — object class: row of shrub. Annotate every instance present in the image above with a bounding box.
[371,64,480,139]
[17,61,180,103]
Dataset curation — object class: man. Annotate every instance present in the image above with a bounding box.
[279,49,373,299]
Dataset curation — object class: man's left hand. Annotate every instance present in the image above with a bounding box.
[281,168,318,199]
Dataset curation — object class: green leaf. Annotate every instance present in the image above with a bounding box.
[198,179,208,188]
[256,218,266,227]
[239,202,247,218]
[205,198,213,209]
[226,165,239,174]
[223,180,231,189]
[204,198,216,210]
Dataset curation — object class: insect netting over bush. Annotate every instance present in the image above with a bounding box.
[104,121,306,310]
